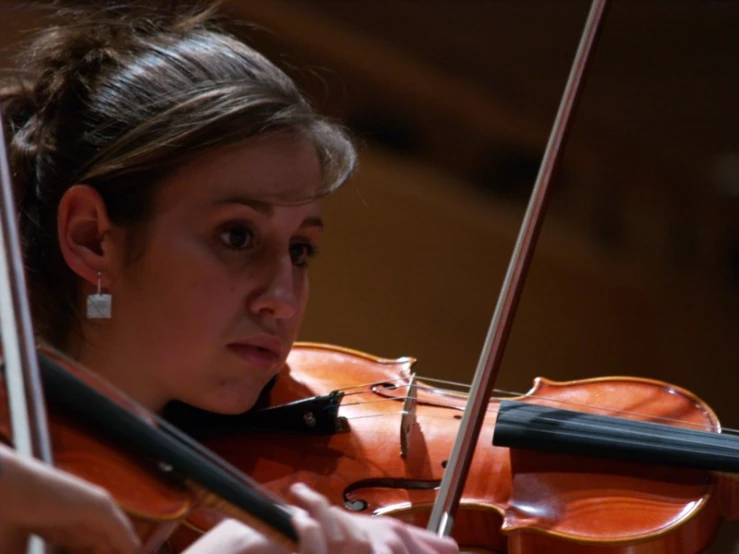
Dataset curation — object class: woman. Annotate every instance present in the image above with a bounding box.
[0,3,459,553]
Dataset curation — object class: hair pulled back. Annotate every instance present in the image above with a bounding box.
[0,3,356,347]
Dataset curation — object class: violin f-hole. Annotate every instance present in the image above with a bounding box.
[343,478,441,512]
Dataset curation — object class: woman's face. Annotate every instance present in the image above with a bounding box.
[84,132,324,414]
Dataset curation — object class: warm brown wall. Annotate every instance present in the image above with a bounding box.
[301,146,738,424]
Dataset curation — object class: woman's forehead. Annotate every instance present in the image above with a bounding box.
[158,133,323,206]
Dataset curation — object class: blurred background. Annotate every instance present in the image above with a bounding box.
[222,0,738,423]
[1,0,738,551]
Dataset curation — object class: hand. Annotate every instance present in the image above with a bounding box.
[289,483,459,554]
[182,483,459,554]
[0,444,140,553]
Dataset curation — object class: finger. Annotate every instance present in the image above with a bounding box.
[290,484,373,553]
[290,507,327,554]
[329,508,373,553]
[106,508,140,554]
[418,535,459,554]
[92,544,117,554]
[86,491,140,554]
[402,526,459,554]
[40,527,114,553]
[182,519,284,554]
[367,521,410,554]
[289,484,344,544]
[365,516,455,554]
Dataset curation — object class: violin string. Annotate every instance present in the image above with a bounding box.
[413,381,739,438]
[410,375,475,390]
[340,389,379,398]
[335,376,739,436]
[341,410,454,422]
[343,410,411,421]
[341,397,414,407]
[340,397,470,422]
[329,380,402,394]
[495,411,739,454]
[338,403,739,455]
[340,403,739,454]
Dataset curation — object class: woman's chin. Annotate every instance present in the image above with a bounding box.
[190,386,263,415]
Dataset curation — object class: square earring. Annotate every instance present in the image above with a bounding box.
[87,272,112,319]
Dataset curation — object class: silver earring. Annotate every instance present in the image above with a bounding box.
[86,272,112,319]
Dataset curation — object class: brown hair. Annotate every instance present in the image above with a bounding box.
[0,4,356,347]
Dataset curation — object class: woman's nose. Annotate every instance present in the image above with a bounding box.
[246,255,300,319]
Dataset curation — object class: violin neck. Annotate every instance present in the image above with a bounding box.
[493,400,739,473]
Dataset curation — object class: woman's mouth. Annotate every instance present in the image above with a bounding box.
[227,335,282,368]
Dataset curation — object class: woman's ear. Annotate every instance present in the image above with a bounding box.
[57,184,120,288]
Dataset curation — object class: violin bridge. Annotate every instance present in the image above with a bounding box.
[400,373,418,458]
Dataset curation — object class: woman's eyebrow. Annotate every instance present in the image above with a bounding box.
[211,196,274,215]
[300,216,324,230]
[212,195,323,229]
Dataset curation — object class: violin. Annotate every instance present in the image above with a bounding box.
[165,342,739,553]
[0,343,301,552]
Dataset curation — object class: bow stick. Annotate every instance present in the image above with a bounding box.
[427,0,610,535]
[0,107,54,553]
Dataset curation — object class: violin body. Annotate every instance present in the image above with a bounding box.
[0,343,728,553]
[176,343,725,553]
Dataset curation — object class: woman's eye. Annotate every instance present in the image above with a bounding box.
[219,225,254,250]
[289,242,318,268]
